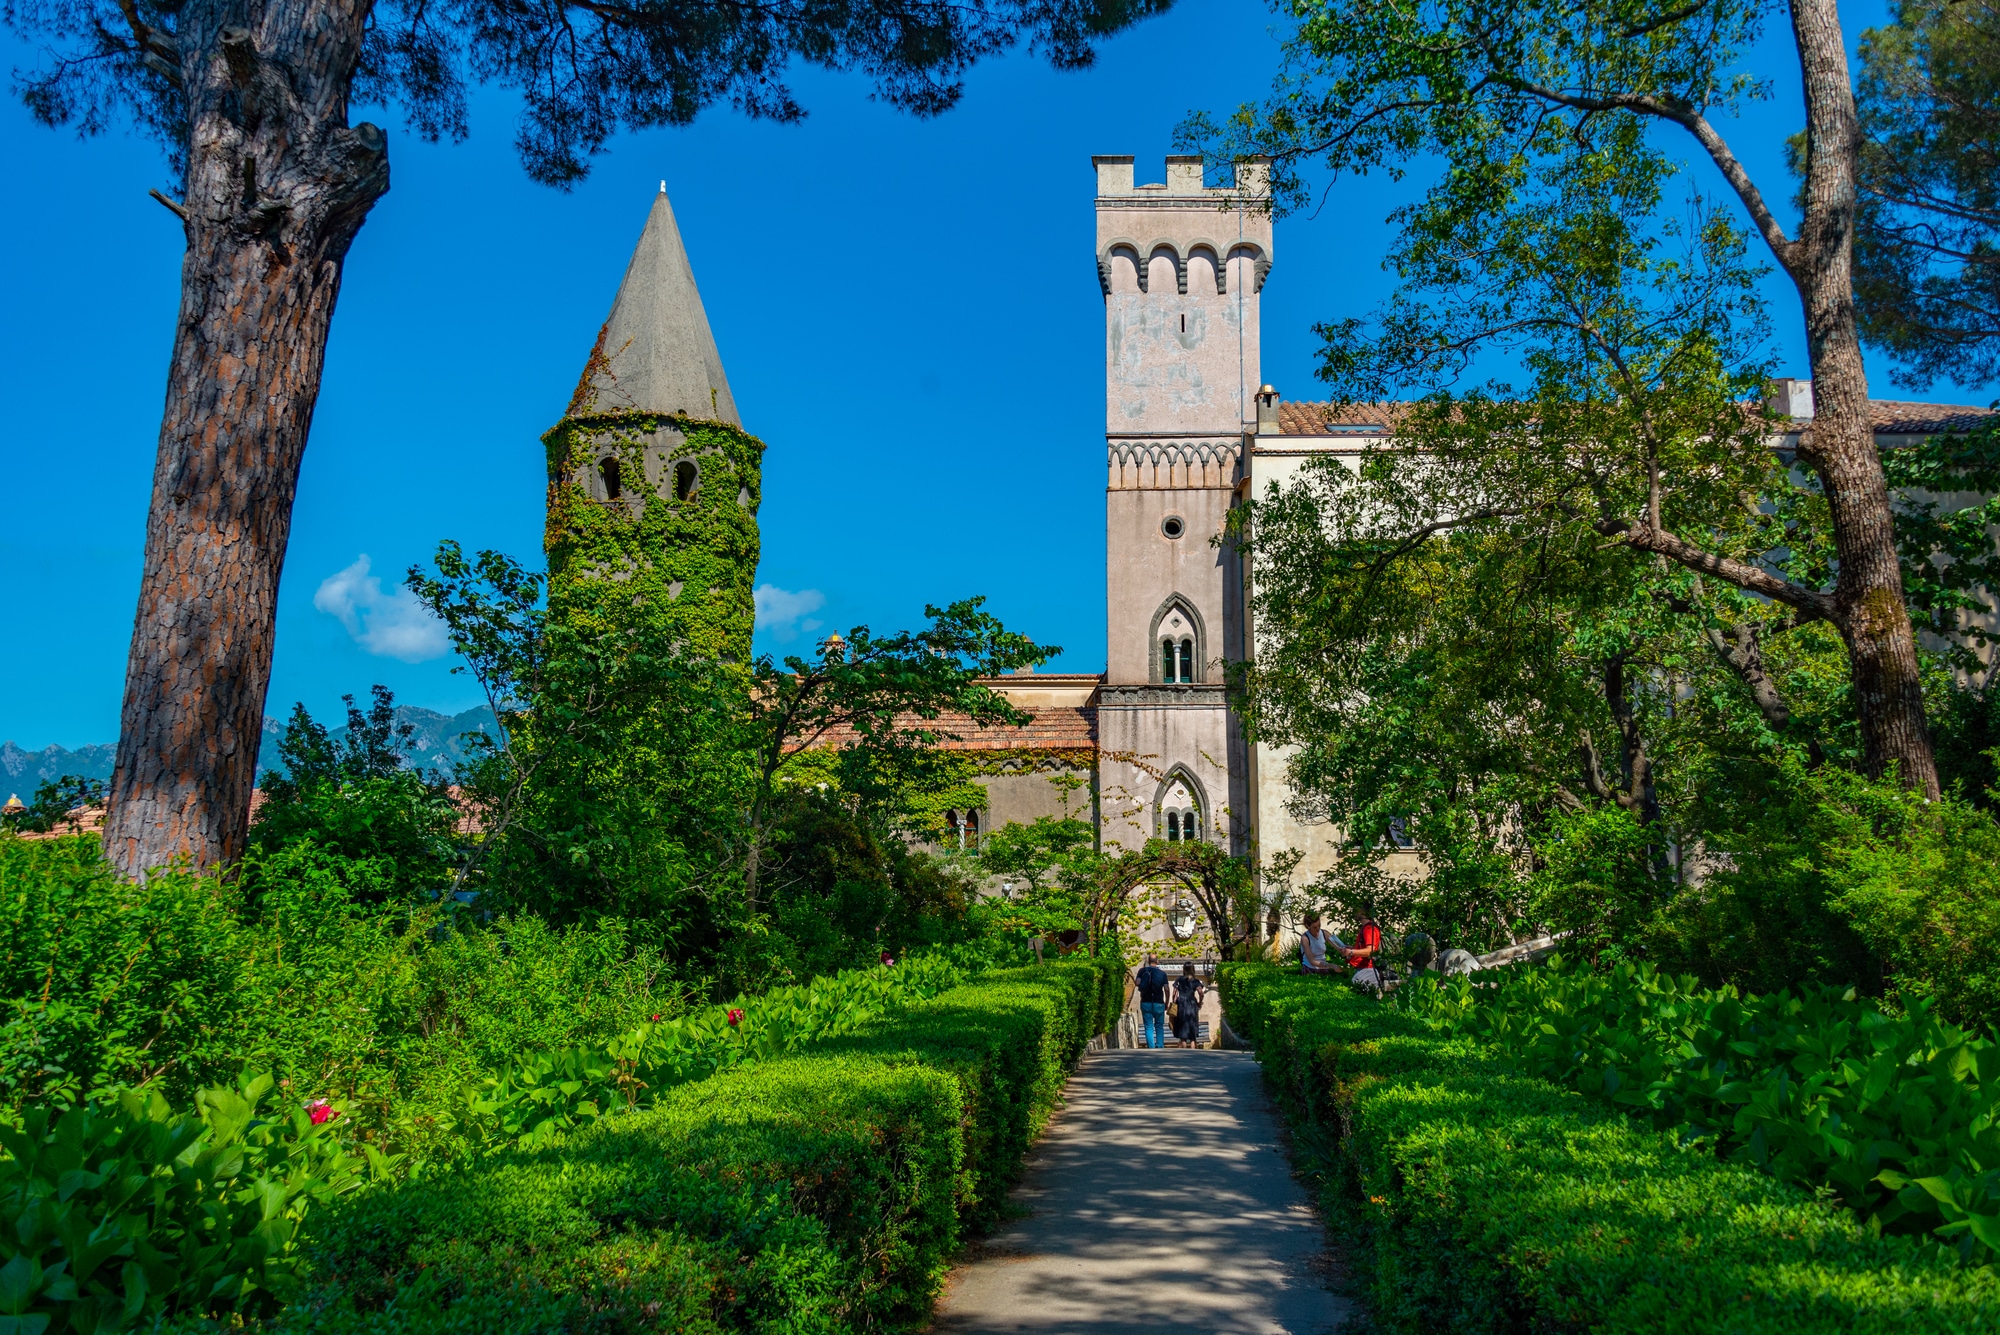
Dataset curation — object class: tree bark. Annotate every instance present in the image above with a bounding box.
[1787,0,1940,797]
[105,2,389,877]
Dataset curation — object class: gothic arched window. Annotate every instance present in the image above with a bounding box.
[964,808,980,850]
[1157,771,1201,843]
[1149,596,1205,684]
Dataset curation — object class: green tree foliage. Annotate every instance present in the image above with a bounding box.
[1854,0,2000,389]
[739,599,1056,913]
[978,810,1102,938]
[10,0,1177,187]
[250,687,461,898]
[407,541,748,931]
[1185,0,1945,795]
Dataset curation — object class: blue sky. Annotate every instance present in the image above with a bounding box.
[1,0,1984,750]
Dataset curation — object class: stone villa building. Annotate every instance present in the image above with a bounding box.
[560,160,1997,933]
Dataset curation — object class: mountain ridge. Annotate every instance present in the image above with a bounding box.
[1,705,499,797]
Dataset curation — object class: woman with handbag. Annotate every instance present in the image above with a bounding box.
[1170,962,1205,1047]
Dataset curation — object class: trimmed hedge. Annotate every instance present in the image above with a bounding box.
[1219,964,2000,1334]
[278,958,1123,1333]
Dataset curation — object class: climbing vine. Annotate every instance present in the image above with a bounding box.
[543,410,765,663]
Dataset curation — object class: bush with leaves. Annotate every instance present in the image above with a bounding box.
[0,835,689,1161]
[249,687,461,899]
[470,953,970,1150]
[1223,963,2000,1332]
[0,1074,394,1332]
[1402,959,2000,1262]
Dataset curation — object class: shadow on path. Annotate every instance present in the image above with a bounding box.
[931,1048,1356,1334]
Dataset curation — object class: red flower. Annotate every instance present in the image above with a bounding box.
[650,1014,661,1022]
[307,1100,337,1125]
[879,950,896,966]
[727,1008,744,1027]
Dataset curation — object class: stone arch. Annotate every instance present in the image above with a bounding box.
[1227,241,1273,293]
[1148,593,1207,684]
[1145,243,1185,296]
[1153,764,1210,842]
[1186,242,1226,294]
[1099,239,1144,294]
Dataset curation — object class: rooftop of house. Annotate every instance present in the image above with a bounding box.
[1269,394,1995,439]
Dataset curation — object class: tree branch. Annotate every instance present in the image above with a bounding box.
[1605,519,1839,624]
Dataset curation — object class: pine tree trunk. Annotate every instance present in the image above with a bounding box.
[104,3,389,878]
[1788,0,1940,798]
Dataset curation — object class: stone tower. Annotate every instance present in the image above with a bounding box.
[544,186,764,661]
[1093,154,1272,853]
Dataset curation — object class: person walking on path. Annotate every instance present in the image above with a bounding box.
[1134,955,1170,1049]
[1170,963,1205,1048]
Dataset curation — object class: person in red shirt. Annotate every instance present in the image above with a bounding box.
[1341,915,1385,990]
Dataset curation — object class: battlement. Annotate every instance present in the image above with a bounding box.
[1092,154,1271,199]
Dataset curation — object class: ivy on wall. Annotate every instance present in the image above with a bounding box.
[543,410,765,663]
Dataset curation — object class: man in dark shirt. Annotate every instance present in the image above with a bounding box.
[1134,955,1170,1049]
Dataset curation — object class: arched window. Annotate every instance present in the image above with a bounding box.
[1157,770,1202,843]
[674,460,698,501]
[1149,596,1205,684]
[599,456,622,500]
[964,808,980,850]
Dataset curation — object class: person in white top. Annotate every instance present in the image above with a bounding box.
[1299,911,1347,974]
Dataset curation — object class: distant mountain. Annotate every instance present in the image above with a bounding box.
[0,739,120,790]
[1,706,499,800]
[255,703,499,778]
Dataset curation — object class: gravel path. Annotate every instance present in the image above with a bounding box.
[930,1047,1356,1334]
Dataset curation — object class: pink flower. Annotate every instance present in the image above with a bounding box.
[307,1100,337,1125]
[727,1008,744,1027]
[880,950,896,967]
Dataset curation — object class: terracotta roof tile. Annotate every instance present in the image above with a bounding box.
[1867,401,1997,433]
[803,706,1098,754]
[1271,399,1995,437]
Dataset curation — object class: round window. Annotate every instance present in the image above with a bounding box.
[1161,515,1186,540]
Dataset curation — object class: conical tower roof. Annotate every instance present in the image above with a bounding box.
[568,185,740,426]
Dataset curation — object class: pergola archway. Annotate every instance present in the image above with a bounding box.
[1085,841,1259,960]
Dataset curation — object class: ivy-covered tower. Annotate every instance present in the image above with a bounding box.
[544,185,763,660]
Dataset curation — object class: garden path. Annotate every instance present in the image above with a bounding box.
[929,1047,1355,1334]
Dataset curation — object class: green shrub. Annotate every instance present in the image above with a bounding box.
[0,1074,393,1333]
[1404,959,2000,1261]
[0,836,686,1159]
[470,953,971,1149]
[284,958,1122,1333]
[1647,763,2000,1026]
[1221,963,2000,1334]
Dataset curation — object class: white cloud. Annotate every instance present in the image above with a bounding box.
[314,556,450,662]
[754,583,826,642]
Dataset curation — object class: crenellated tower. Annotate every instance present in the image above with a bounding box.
[1094,154,1271,856]
[543,185,764,662]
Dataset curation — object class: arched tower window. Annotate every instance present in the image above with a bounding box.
[598,456,623,500]
[1148,595,1205,685]
[1156,769,1203,843]
[674,460,698,501]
